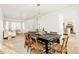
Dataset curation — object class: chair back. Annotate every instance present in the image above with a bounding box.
[26,34,34,46]
[50,32,57,35]
[61,34,69,52]
[31,36,38,46]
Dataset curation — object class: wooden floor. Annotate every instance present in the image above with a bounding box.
[67,34,79,54]
[3,34,28,54]
[1,33,79,54]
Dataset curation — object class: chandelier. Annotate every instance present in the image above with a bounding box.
[36,4,41,32]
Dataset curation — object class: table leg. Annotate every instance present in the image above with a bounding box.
[45,41,48,54]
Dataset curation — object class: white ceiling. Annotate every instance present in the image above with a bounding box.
[0,4,71,20]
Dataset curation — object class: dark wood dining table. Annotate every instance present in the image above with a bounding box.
[37,34,61,53]
[26,32,61,54]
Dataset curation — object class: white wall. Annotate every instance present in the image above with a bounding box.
[59,5,79,46]
[0,8,3,48]
[75,5,79,46]
[24,19,37,32]
[61,6,76,33]
[53,5,79,46]
[24,13,60,33]
[38,13,59,33]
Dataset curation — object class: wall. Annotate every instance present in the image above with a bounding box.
[24,13,60,33]
[0,8,3,48]
[38,13,59,33]
[59,5,79,46]
[75,5,79,46]
[24,19,37,32]
[53,5,79,46]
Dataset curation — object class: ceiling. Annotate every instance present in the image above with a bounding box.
[0,4,71,20]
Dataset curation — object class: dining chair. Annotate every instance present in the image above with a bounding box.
[50,32,57,36]
[24,34,34,52]
[30,36,45,54]
[50,34,69,54]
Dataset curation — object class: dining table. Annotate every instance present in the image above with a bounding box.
[37,34,61,53]
[26,32,61,54]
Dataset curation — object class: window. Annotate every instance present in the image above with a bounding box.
[22,22,25,30]
[11,22,16,30]
[4,21,25,31]
[5,21,9,30]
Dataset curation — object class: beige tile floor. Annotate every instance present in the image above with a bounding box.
[1,33,79,54]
